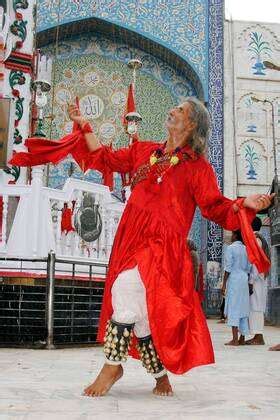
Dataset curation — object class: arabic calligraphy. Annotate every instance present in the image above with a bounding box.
[84,72,100,87]
[55,88,71,105]
[111,91,126,106]
[80,94,104,119]
[99,122,116,139]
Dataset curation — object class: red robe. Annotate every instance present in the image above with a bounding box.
[89,140,256,374]
[10,135,269,373]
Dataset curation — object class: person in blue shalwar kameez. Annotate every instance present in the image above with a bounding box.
[222,230,251,346]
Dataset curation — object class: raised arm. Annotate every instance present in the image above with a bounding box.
[67,103,136,175]
[68,104,101,152]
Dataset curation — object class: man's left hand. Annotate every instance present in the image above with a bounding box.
[244,193,275,212]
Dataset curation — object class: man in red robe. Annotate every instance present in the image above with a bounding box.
[64,98,273,397]
[11,97,272,396]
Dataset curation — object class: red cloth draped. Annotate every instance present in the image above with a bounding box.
[122,83,136,126]
[236,203,270,274]
[61,204,75,234]
[9,131,114,190]
[9,95,115,189]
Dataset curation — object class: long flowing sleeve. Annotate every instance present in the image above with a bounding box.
[9,128,138,190]
[192,157,270,274]
[85,142,138,190]
[192,158,255,230]
[87,142,137,174]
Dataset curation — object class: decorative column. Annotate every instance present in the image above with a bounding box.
[2,0,36,184]
[0,7,10,97]
[206,0,224,314]
[30,164,44,255]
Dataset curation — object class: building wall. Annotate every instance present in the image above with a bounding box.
[37,0,209,96]
[0,0,36,184]
[42,34,196,151]
[204,0,225,314]
[224,20,280,198]
[224,19,280,323]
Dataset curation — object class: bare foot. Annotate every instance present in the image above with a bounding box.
[83,364,123,397]
[245,338,265,345]
[224,340,239,346]
[153,374,173,397]
[269,344,280,351]
[238,335,245,345]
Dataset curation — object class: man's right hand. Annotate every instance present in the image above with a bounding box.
[67,104,87,127]
[67,104,101,152]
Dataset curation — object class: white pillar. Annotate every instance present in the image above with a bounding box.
[30,166,44,255]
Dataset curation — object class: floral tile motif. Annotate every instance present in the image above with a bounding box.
[206,0,224,313]
[37,0,208,89]
[248,31,272,76]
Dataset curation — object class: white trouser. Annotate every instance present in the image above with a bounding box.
[249,311,264,335]
[108,266,167,378]
[111,266,151,338]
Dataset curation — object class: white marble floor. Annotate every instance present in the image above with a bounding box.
[0,320,279,420]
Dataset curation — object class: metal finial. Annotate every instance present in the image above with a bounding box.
[125,111,142,122]
[32,80,51,93]
[127,59,143,70]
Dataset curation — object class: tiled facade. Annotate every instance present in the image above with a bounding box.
[37,0,208,93]
[224,20,280,322]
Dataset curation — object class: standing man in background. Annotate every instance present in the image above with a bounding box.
[222,230,251,346]
[246,217,270,345]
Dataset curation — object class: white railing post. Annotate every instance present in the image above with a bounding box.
[55,201,63,255]
[31,166,44,256]
[1,195,8,247]
[99,202,106,259]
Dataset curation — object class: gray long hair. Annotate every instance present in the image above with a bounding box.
[185,97,211,154]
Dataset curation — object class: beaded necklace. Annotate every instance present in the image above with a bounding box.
[149,144,183,184]
[130,143,197,190]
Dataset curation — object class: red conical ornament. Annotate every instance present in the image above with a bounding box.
[122,83,136,127]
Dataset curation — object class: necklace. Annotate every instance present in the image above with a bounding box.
[149,145,183,184]
[130,143,197,190]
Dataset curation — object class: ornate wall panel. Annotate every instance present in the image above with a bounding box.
[37,0,208,93]
[206,0,224,311]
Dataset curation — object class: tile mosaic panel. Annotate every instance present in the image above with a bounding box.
[206,0,224,312]
[36,0,208,91]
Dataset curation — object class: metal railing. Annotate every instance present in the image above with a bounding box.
[0,255,108,278]
[0,253,108,348]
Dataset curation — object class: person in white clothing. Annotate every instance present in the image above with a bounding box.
[246,217,270,345]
